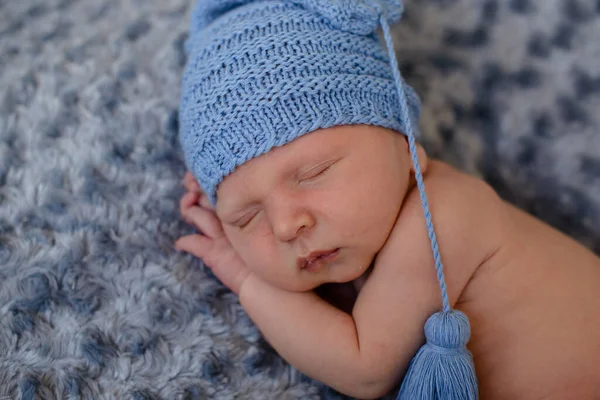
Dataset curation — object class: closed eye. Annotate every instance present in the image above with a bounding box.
[299,161,336,183]
[302,166,331,182]
[234,209,259,229]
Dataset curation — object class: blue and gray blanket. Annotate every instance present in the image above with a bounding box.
[1,0,599,398]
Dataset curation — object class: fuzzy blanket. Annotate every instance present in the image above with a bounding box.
[1,0,599,398]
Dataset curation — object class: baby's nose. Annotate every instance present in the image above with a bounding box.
[269,200,315,243]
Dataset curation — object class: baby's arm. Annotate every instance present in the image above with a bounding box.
[238,266,437,398]
[239,164,504,398]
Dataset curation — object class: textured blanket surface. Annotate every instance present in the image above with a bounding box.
[1,0,599,398]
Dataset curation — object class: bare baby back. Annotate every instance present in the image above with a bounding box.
[413,162,600,399]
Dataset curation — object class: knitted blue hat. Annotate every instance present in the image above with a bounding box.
[179,1,479,399]
[179,0,420,203]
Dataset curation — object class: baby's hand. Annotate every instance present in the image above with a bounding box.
[176,172,251,295]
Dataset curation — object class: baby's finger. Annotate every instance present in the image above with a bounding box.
[184,172,201,193]
[181,204,224,238]
[175,234,212,260]
[198,192,214,210]
[180,191,200,216]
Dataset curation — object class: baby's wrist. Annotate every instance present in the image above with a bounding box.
[237,271,256,299]
[238,272,270,305]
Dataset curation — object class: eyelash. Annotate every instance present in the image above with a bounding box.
[235,210,259,229]
[300,164,333,183]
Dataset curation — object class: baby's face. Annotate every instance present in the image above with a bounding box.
[216,125,414,292]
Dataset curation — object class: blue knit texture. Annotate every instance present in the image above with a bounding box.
[397,311,478,399]
[179,0,420,203]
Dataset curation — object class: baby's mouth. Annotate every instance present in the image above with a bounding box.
[298,248,340,272]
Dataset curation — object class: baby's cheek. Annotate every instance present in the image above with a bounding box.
[223,229,257,266]
[236,236,277,274]
[229,224,292,286]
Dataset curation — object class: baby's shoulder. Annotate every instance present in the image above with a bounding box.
[400,161,504,228]
[409,161,505,226]
[420,161,497,205]
[383,161,511,304]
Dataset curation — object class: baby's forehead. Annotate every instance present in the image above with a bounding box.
[220,124,397,182]
[214,128,345,207]
[215,125,395,193]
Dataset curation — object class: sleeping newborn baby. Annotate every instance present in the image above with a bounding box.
[176,1,600,398]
